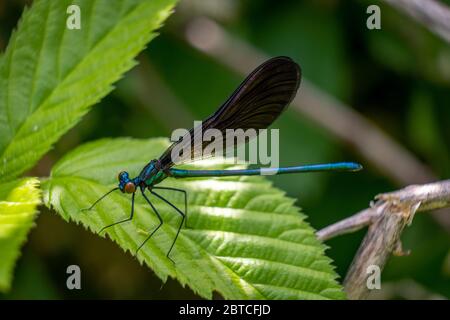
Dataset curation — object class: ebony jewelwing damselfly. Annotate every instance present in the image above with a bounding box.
[85,56,362,263]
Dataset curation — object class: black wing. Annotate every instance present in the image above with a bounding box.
[159,56,301,169]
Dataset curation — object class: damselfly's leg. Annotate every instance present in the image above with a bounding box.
[81,187,119,211]
[99,192,135,234]
[136,189,164,255]
[151,190,185,263]
[153,186,188,228]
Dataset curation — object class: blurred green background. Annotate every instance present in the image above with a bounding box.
[1,0,449,299]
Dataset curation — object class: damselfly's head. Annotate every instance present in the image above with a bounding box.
[118,171,136,194]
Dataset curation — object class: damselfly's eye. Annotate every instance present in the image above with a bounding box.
[124,182,136,194]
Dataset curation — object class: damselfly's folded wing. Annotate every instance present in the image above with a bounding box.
[158,56,301,169]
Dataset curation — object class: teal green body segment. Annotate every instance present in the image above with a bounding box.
[168,162,363,178]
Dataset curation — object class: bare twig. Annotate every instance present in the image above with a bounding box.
[318,180,450,241]
[317,180,450,299]
[182,17,450,231]
[383,0,450,44]
[377,180,450,210]
[344,201,418,299]
[317,208,377,241]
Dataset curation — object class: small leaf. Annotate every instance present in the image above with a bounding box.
[42,138,345,300]
[0,0,177,183]
[0,178,41,292]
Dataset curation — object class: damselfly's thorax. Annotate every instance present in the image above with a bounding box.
[139,159,167,187]
[117,160,168,193]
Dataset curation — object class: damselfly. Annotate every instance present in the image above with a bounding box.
[85,56,362,262]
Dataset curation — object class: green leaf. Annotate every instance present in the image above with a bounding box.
[42,138,345,300]
[0,178,41,292]
[0,0,177,183]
